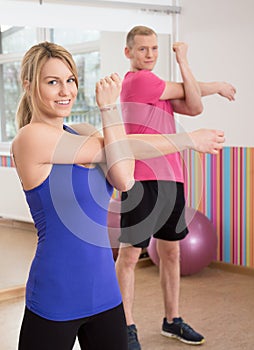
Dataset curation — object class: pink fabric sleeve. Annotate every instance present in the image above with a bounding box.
[129,70,166,104]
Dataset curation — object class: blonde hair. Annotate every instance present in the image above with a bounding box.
[16,41,78,129]
[126,25,157,49]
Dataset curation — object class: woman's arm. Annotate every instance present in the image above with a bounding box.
[13,123,224,168]
[68,122,225,160]
[62,126,225,163]
[128,128,225,158]
[95,73,135,191]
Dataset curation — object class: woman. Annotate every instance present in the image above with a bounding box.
[12,41,224,350]
[12,41,135,350]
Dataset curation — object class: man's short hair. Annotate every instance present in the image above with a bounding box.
[126,25,157,48]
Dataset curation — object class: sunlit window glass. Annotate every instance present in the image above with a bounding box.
[66,51,101,128]
[51,28,100,46]
[1,26,37,54]
[0,61,21,141]
[0,26,38,142]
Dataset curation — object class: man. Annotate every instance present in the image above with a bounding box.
[115,25,236,350]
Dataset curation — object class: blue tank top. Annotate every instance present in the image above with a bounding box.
[24,125,121,321]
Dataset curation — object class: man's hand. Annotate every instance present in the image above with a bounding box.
[217,82,236,101]
[190,129,225,154]
[173,42,189,65]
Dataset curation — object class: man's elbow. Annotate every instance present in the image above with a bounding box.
[189,103,203,116]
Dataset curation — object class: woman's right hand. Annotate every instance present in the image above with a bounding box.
[190,129,225,154]
[95,73,122,109]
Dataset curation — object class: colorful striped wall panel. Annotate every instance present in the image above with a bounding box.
[182,147,254,268]
[0,155,14,167]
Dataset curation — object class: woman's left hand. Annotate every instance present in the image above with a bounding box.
[95,73,122,108]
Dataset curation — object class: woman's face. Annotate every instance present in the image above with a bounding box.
[36,57,78,120]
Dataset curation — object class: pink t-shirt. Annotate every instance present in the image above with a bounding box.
[120,70,184,183]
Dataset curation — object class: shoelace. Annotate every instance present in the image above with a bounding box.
[180,322,198,336]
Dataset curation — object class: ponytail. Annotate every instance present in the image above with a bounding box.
[16,92,32,129]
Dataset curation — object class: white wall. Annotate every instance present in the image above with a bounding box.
[0,0,173,34]
[0,168,32,222]
[177,0,254,147]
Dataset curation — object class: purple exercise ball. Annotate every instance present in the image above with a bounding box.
[147,207,218,276]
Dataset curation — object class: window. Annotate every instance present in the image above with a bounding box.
[1,26,37,54]
[0,26,38,142]
[0,26,100,144]
[0,61,21,141]
[51,28,100,46]
[66,52,101,128]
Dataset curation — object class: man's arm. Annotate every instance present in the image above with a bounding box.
[160,81,236,101]
[160,42,203,116]
[160,42,236,115]
[198,81,236,101]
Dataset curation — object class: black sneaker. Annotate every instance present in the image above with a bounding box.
[127,324,141,350]
[161,317,205,345]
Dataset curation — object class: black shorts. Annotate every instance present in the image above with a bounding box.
[119,181,189,248]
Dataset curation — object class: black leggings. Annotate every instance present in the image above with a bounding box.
[18,303,128,350]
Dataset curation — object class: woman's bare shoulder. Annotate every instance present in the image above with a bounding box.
[69,122,101,136]
[12,123,63,156]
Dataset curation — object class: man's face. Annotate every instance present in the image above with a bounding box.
[125,34,159,71]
